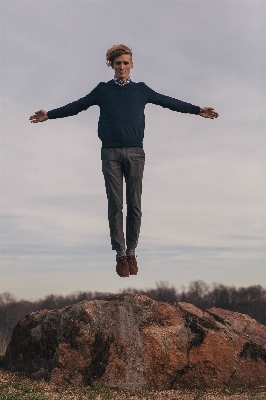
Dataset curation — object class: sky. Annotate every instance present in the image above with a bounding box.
[1,0,265,300]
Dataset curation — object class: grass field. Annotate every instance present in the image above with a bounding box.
[1,369,266,400]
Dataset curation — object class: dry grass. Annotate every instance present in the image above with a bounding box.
[0,369,266,400]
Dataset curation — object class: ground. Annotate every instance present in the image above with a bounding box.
[0,369,266,400]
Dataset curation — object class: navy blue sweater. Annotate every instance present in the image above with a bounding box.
[47,80,201,148]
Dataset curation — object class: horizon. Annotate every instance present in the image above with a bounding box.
[2,279,266,303]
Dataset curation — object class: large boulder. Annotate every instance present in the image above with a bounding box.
[3,293,266,389]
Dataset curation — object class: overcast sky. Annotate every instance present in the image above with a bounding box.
[1,1,265,300]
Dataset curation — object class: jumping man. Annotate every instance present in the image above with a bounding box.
[29,44,219,278]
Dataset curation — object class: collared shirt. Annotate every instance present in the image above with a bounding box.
[113,75,131,86]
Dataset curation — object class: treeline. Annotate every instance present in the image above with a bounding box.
[1,281,266,356]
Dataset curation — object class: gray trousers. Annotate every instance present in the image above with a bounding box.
[101,147,145,252]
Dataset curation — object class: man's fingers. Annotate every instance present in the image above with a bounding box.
[207,108,219,118]
[200,108,219,118]
[29,114,40,122]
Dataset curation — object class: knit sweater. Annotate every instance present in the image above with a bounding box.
[47,80,201,148]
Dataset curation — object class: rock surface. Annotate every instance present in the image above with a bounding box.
[3,293,266,389]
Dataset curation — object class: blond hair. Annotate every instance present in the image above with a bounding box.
[106,44,132,67]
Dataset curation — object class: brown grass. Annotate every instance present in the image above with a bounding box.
[0,369,266,400]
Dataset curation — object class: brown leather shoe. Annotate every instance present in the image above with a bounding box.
[116,256,130,278]
[127,255,138,275]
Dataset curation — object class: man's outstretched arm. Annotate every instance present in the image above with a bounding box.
[29,85,100,123]
[29,109,48,123]
[199,107,219,119]
[144,85,219,118]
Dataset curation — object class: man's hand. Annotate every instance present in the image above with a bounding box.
[199,107,219,119]
[29,109,48,123]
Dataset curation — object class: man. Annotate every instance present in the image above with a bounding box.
[30,44,219,278]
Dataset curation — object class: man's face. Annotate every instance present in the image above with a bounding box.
[112,54,133,82]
